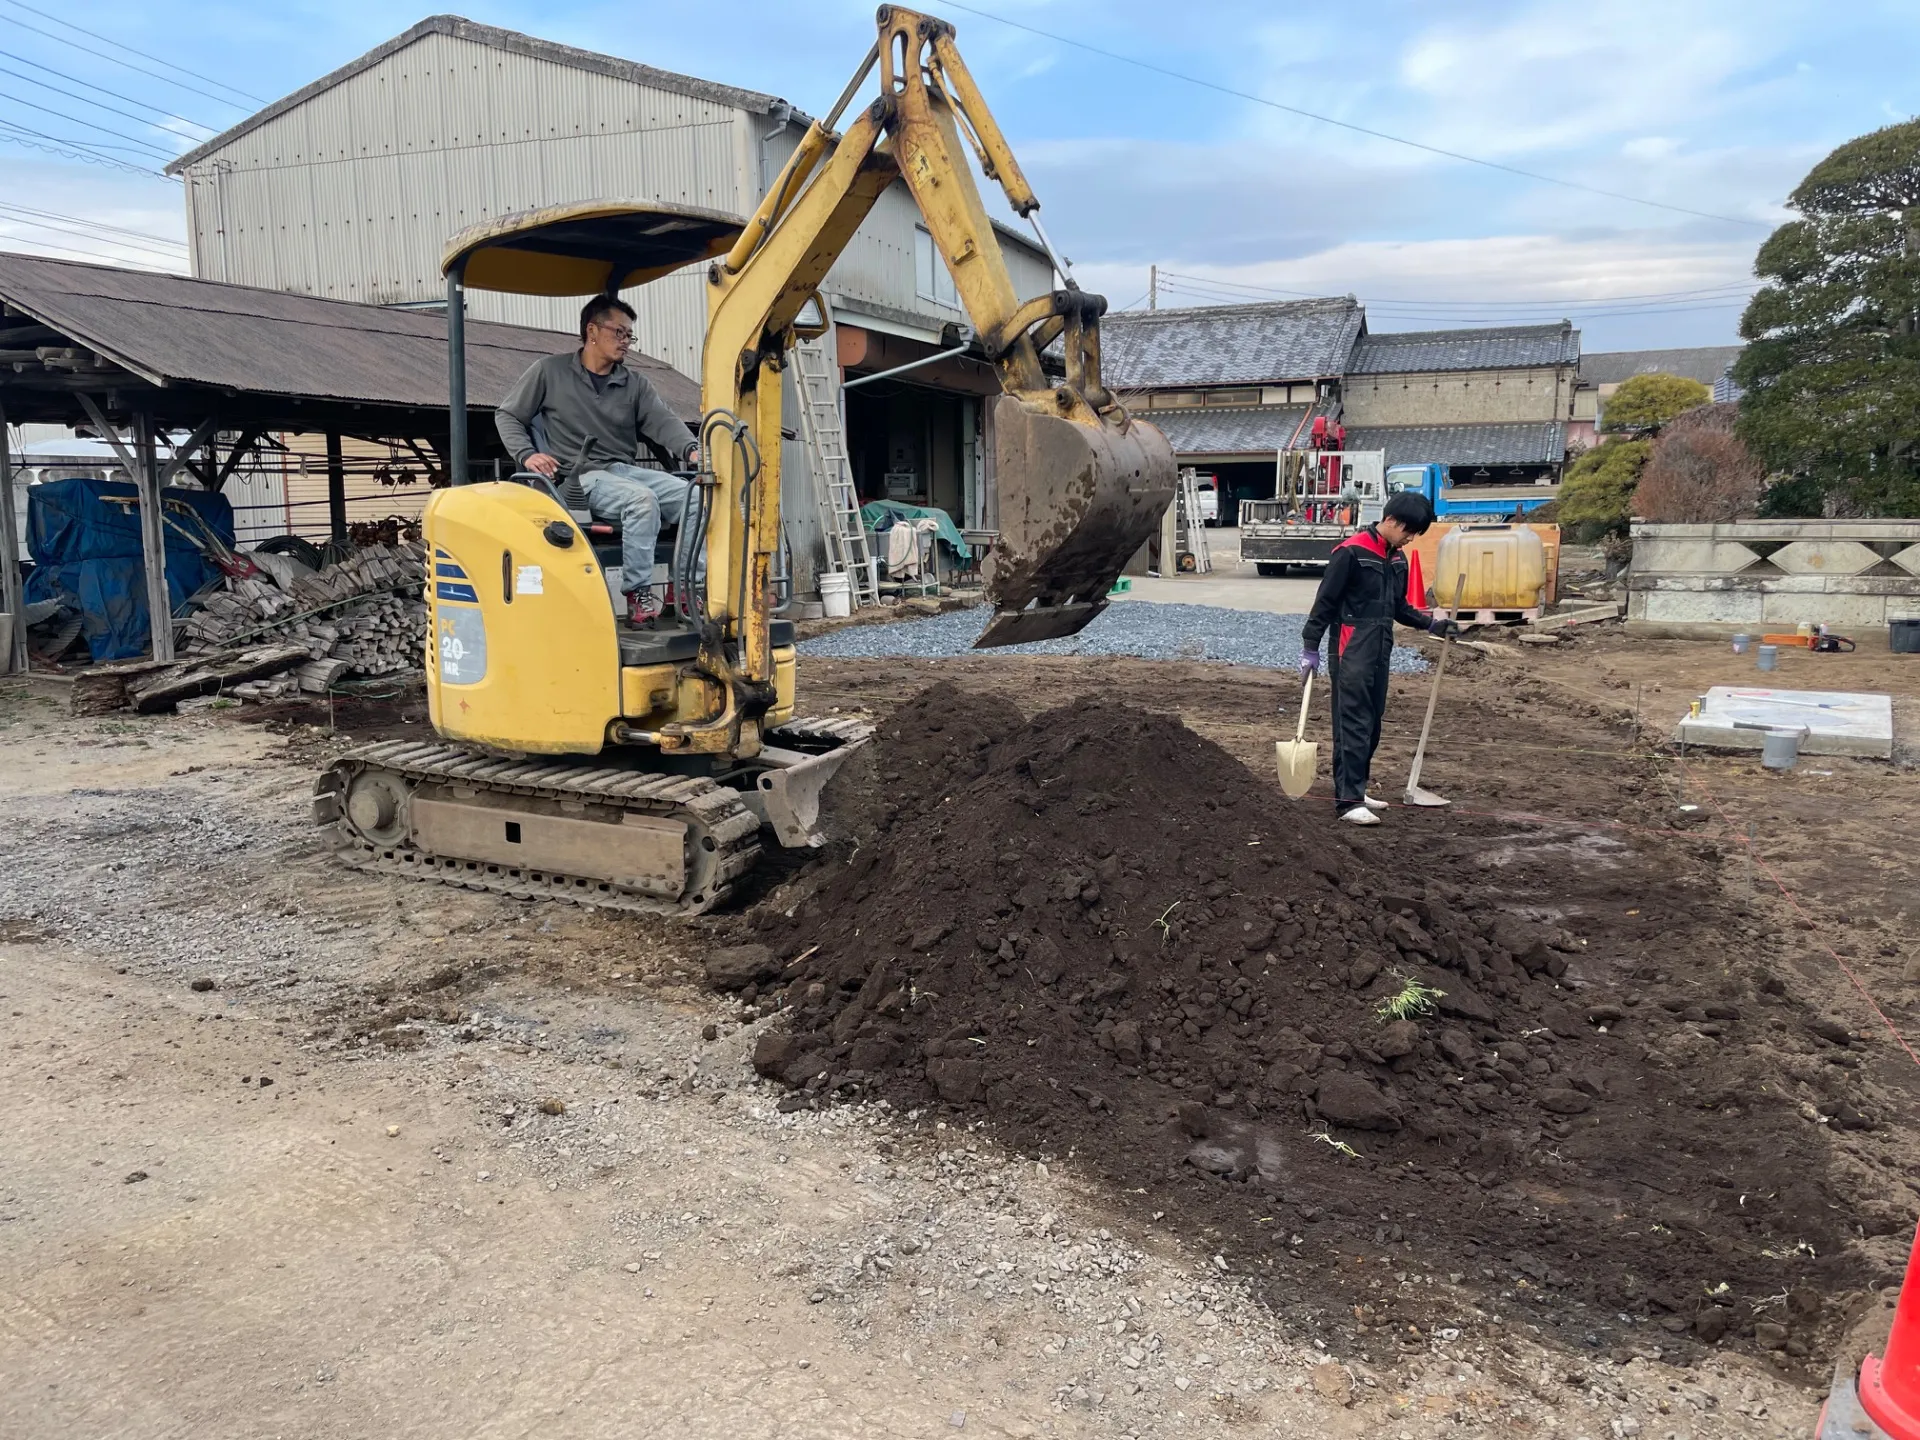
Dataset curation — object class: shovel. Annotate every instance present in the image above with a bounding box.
[1404,574,1466,808]
[1275,671,1317,798]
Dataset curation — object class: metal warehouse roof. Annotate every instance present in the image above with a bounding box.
[1104,299,1362,388]
[1577,345,1744,387]
[1143,406,1309,457]
[169,14,794,174]
[1348,323,1580,375]
[1344,422,1567,468]
[0,252,700,426]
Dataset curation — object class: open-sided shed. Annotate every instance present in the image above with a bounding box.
[0,252,698,669]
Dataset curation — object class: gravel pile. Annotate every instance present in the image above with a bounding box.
[797,600,1429,672]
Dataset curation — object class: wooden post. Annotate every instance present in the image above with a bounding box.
[0,400,25,673]
[326,430,347,544]
[133,411,174,662]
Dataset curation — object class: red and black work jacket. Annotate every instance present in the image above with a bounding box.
[1299,526,1434,659]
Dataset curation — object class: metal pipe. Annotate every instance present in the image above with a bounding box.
[841,343,972,390]
[446,264,468,485]
[822,41,881,132]
[0,399,24,672]
[1027,213,1074,285]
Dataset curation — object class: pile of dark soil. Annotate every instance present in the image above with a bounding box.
[723,684,1896,1369]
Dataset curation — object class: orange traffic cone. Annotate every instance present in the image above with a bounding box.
[1861,1221,1920,1438]
[1405,545,1428,609]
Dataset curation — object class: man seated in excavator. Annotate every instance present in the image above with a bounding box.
[494,293,695,625]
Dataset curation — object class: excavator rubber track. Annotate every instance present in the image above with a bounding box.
[313,741,747,916]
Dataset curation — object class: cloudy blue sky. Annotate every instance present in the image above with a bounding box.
[2,0,1915,350]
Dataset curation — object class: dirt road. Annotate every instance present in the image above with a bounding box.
[2,630,1913,1437]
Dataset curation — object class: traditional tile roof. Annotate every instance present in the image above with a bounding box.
[1344,423,1567,468]
[1138,406,1310,457]
[1103,299,1361,388]
[1348,323,1580,375]
[1577,345,1744,387]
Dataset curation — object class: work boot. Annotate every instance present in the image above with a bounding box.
[1363,795,1389,810]
[624,587,663,625]
[1339,804,1381,826]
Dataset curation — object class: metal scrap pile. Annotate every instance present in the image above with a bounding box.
[179,541,429,691]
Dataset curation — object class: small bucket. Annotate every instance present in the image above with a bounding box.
[819,571,853,619]
[1731,633,1751,655]
[1761,727,1805,771]
[1755,643,1778,672]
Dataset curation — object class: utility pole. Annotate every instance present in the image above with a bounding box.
[1149,264,1157,311]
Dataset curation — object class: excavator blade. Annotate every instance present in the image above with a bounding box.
[975,394,1177,649]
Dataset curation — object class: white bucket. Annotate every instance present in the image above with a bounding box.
[820,571,853,618]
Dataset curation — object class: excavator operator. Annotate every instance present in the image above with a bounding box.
[495,295,695,625]
[1298,491,1457,826]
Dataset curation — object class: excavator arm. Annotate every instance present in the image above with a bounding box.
[697,3,1174,708]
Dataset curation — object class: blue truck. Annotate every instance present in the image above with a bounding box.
[1384,462,1558,521]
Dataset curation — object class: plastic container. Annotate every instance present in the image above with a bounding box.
[1432,525,1548,612]
[1893,618,1920,654]
[819,571,852,619]
[1761,727,1804,771]
[1756,643,1778,672]
[1731,633,1751,654]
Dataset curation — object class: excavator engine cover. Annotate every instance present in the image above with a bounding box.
[976,395,1176,648]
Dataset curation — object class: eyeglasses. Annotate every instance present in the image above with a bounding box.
[593,323,634,344]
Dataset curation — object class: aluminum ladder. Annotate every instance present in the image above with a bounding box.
[791,333,877,607]
[1175,467,1213,574]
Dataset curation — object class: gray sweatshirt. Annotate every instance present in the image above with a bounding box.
[494,349,693,478]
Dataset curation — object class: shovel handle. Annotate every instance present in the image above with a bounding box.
[1296,671,1313,744]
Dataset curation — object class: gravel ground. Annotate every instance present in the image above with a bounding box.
[797,601,1429,672]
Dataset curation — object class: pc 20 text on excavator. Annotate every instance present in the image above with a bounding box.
[312,5,1177,915]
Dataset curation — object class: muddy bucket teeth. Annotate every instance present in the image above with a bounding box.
[976,394,1175,650]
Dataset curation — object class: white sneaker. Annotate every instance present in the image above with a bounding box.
[1363,795,1389,811]
[1339,804,1382,826]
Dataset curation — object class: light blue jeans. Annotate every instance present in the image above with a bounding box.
[578,462,692,595]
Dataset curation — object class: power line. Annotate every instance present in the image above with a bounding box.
[940,0,1768,231]
[1157,269,1757,308]
[0,117,171,177]
[0,90,181,160]
[1151,272,1756,315]
[0,0,265,107]
[0,47,218,135]
[1149,276,1751,323]
[0,5,259,115]
[0,232,175,271]
[0,199,186,249]
[0,204,186,260]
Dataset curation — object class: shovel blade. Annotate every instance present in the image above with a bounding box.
[1275,740,1317,798]
[1403,785,1452,808]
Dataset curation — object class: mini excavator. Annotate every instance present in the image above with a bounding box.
[313,6,1175,914]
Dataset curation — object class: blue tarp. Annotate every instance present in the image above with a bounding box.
[23,477,234,661]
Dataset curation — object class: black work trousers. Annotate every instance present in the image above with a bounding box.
[1328,621,1392,807]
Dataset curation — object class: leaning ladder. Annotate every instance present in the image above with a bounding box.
[1175,467,1214,574]
[791,334,878,607]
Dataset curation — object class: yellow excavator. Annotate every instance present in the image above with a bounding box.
[312,6,1175,914]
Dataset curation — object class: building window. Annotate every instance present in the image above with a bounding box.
[915,226,958,308]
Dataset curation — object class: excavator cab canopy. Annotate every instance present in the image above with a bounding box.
[441,200,745,297]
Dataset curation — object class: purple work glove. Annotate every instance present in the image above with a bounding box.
[1298,649,1321,678]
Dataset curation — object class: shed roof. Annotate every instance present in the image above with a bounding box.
[1577,345,1744,387]
[168,14,795,175]
[1348,323,1580,375]
[0,251,700,426]
[1104,299,1361,389]
[1143,406,1309,458]
[1345,422,1566,469]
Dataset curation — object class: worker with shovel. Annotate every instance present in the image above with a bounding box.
[1298,492,1456,826]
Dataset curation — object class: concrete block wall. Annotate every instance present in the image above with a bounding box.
[1628,520,1920,633]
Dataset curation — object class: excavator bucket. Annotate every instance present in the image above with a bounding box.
[975,395,1177,648]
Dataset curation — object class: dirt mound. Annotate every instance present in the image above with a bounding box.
[731,683,1884,1369]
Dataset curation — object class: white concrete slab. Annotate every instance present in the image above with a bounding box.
[1675,686,1894,758]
